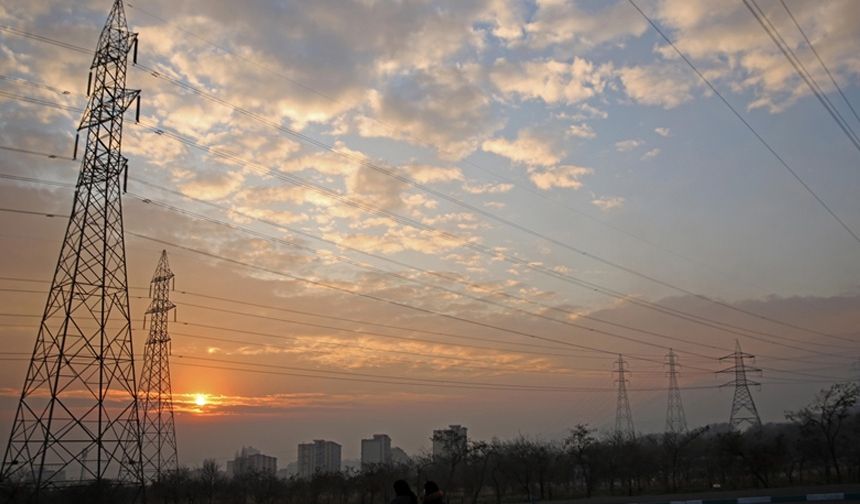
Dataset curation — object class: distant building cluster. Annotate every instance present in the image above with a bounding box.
[226,446,277,477]
[226,425,466,480]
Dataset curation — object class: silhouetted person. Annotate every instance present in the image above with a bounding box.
[422,481,445,504]
[391,480,417,504]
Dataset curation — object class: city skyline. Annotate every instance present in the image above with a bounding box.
[1,0,859,473]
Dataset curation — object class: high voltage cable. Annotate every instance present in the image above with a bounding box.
[1,121,852,357]
[743,0,860,154]
[1,144,842,364]
[0,26,848,340]
[2,204,857,378]
[129,175,859,350]
[0,147,857,362]
[3,168,856,364]
[131,61,860,340]
[122,0,773,299]
[0,316,608,378]
[119,1,818,301]
[2,80,857,352]
[778,0,860,125]
[129,196,725,361]
[0,205,678,367]
[0,287,666,371]
[627,0,860,245]
[1,73,858,347]
[0,301,714,377]
[0,277,607,358]
[5,287,846,381]
[0,354,844,393]
[4,355,833,393]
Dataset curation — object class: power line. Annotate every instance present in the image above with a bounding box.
[778,0,860,125]
[742,0,860,155]
[121,1,791,301]
[4,167,856,366]
[133,61,860,338]
[1,159,857,365]
[5,287,850,382]
[0,204,679,367]
[3,76,859,352]
[0,305,709,378]
[1,84,856,353]
[627,0,860,245]
[0,354,843,393]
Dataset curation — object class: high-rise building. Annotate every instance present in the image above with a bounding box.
[361,434,392,468]
[432,425,467,459]
[298,440,341,478]
[226,446,277,477]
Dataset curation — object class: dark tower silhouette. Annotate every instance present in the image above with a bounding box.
[614,354,635,440]
[719,340,762,429]
[1,0,143,492]
[665,348,688,434]
[139,250,178,481]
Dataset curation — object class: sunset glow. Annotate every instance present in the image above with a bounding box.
[194,394,207,408]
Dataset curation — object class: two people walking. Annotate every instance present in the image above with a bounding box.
[390,480,445,504]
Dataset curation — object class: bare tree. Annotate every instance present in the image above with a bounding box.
[786,383,859,483]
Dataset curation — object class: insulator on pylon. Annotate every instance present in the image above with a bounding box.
[135,95,141,123]
[73,133,79,160]
[132,36,139,64]
[86,71,92,96]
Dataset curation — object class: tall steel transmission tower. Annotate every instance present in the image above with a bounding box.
[1,0,143,491]
[139,250,178,482]
[665,349,688,434]
[719,340,762,429]
[614,354,635,440]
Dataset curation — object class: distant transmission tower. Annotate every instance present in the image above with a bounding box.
[139,250,179,481]
[665,349,688,434]
[1,0,143,491]
[614,354,635,440]
[719,340,762,429]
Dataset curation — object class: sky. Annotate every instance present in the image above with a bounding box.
[0,0,859,468]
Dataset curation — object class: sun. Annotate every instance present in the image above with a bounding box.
[194,394,208,407]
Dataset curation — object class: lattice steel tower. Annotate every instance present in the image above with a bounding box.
[665,349,688,434]
[1,0,143,491]
[139,250,178,481]
[719,340,762,429]
[614,354,635,440]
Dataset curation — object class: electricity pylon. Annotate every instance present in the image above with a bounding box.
[614,354,635,440]
[139,250,178,482]
[1,0,143,492]
[665,349,688,434]
[719,340,762,429]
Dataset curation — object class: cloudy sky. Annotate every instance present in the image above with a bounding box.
[1,0,859,467]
